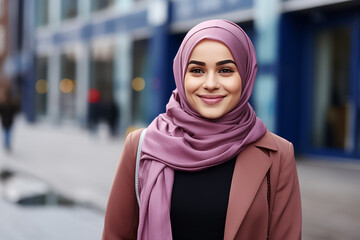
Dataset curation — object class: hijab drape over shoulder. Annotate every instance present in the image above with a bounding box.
[137,19,267,240]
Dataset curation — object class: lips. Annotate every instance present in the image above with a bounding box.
[198,95,225,105]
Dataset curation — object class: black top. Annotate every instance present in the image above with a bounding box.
[170,157,236,240]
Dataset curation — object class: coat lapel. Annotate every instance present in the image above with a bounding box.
[224,131,277,240]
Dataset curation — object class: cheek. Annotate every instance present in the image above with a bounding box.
[184,75,197,96]
[184,75,194,103]
[227,77,242,99]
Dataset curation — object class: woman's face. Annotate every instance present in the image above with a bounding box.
[184,40,242,119]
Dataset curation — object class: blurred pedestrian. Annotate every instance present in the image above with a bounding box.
[105,98,119,137]
[87,88,101,135]
[0,89,20,152]
[103,19,302,240]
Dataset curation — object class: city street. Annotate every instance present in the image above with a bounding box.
[298,158,360,240]
[0,117,359,240]
[0,197,104,240]
[1,0,360,239]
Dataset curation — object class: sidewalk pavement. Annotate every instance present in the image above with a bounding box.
[296,157,360,240]
[0,197,104,240]
[0,117,360,240]
[0,117,124,210]
[0,117,125,240]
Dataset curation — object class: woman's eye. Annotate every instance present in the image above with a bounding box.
[219,68,234,74]
[189,68,204,74]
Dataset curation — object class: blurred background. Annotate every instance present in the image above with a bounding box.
[0,0,359,239]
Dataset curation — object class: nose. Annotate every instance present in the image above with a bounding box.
[203,72,220,90]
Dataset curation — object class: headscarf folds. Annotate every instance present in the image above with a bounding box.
[137,19,267,239]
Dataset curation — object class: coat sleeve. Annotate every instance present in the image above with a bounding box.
[102,130,142,240]
[269,143,302,240]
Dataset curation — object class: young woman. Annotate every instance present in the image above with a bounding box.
[102,19,302,240]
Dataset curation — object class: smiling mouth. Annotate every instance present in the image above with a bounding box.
[198,95,225,105]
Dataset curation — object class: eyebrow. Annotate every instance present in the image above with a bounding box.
[187,59,236,66]
[216,59,237,66]
[187,60,205,66]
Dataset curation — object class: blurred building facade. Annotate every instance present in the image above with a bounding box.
[0,0,9,95]
[0,0,21,99]
[4,0,360,160]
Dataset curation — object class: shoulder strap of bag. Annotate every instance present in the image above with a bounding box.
[266,169,271,239]
[135,128,147,206]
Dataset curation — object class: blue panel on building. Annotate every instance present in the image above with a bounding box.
[81,24,92,40]
[171,0,253,22]
[125,10,149,30]
[45,10,148,45]
[36,36,53,47]
[53,29,83,44]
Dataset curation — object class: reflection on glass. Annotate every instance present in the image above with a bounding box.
[88,43,115,131]
[90,43,115,102]
[91,0,114,12]
[59,53,77,119]
[35,56,48,116]
[59,78,75,93]
[35,79,48,94]
[132,39,148,124]
[61,0,78,20]
[312,27,351,150]
[132,77,145,92]
[35,0,49,27]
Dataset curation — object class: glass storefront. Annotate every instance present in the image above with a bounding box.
[35,0,49,27]
[61,0,78,20]
[89,42,117,133]
[35,56,48,116]
[90,43,115,102]
[311,26,351,151]
[59,52,77,120]
[91,0,114,12]
[131,39,148,124]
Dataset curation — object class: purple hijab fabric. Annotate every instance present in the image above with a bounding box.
[137,19,267,239]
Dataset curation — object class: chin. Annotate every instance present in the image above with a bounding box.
[199,111,224,119]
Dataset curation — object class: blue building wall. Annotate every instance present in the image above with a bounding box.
[277,13,305,151]
[277,4,360,158]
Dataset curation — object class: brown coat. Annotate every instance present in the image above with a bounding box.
[102,129,302,240]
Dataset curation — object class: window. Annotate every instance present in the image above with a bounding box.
[131,39,148,124]
[59,52,77,119]
[89,43,116,132]
[35,0,49,27]
[0,0,5,19]
[311,27,351,150]
[91,0,114,12]
[61,0,78,20]
[35,56,48,116]
[90,43,115,102]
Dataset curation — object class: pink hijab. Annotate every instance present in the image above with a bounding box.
[137,19,267,239]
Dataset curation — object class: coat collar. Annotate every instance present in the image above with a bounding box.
[224,131,276,239]
[254,130,278,152]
